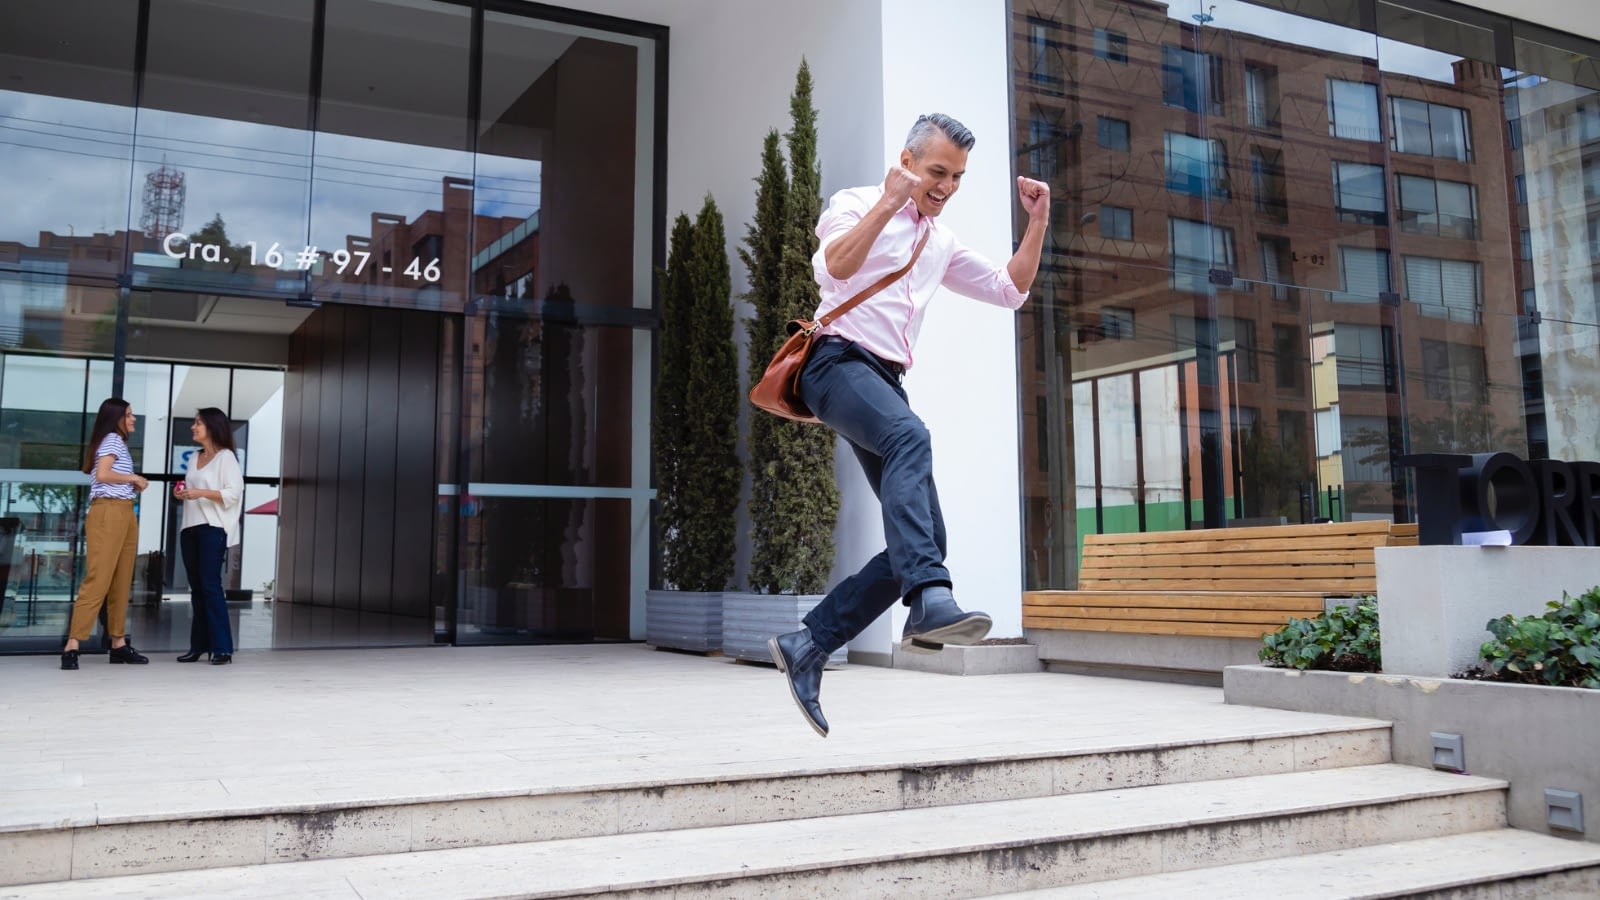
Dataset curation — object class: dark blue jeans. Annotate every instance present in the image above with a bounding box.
[180,524,233,655]
[797,337,949,654]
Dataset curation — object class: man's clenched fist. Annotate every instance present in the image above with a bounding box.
[884,166,922,207]
[1017,177,1050,219]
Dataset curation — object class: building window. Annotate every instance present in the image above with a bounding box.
[1100,206,1133,240]
[1520,228,1533,261]
[1390,97,1471,161]
[1171,315,1257,382]
[1397,175,1477,239]
[1279,410,1307,452]
[1251,146,1286,219]
[1273,323,1302,391]
[1585,159,1600,200]
[1332,162,1387,225]
[1315,407,1342,458]
[1026,20,1062,86]
[1245,64,1279,128]
[1097,116,1130,151]
[1576,103,1600,142]
[1101,306,1135,339]
[1421,339,1487,404]
[1163,45,1224,115]
[1028,112,1061,178]
[1166,132,1228,197]
[1336,246,1392,303]
[1260,236,1293,302]
[1328,79,1380,142]
[1094,27,1128,64]
[1341,415,1394,483]
[1169,218,1236,293]
[1404,256,1482,324]
[1515,174,1527,205]
[1334,323,1395,392]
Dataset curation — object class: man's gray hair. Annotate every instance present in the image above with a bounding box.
[905,113,976,158]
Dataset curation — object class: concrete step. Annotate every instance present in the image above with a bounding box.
[987,829,1600,899]
[2,764,1507,898]
[1,724,1390,887]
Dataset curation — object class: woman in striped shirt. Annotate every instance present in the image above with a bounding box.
[61,398,150,670]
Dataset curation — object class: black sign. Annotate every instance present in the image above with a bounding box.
[1400,452,1600,547]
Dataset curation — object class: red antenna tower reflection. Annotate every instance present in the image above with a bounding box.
[140,161,186,239]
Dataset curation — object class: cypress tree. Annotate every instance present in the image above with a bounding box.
[749,58,839,595]
[740,130,790,592]
[656,198,741,591]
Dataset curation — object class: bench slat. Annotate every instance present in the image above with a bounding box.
[1021,616,1282,638]
[1084,534,1396,557]
[1081,563,1375,582]
[1023,606,1315,625]
[1082,548,1383,568]
[1074,577,1376,593]
[1024,591,1327,611]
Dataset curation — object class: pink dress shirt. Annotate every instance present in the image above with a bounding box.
[811,185,1028,371]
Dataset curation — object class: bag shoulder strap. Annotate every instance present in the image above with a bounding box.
[816,229,931,328]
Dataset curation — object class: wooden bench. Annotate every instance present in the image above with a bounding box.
[1023,520,1419,639]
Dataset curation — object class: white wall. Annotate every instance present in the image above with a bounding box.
[865,0,1026,642]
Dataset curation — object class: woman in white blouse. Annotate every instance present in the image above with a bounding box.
[173,407,244,665]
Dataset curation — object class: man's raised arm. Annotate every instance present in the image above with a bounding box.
[823,167,920,280]
[1006,176,1050,293]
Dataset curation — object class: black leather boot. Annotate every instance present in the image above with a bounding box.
[901,586,991,653]
[109,642,149,664]
[768,628,831,737]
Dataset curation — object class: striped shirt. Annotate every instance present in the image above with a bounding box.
[90,433,136,500]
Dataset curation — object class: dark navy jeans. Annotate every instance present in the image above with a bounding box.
[180,524,234,655]
[797,336,949,654]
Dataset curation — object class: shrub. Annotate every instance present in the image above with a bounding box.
[1259,598,1381,672]
[1476,587,1600,689]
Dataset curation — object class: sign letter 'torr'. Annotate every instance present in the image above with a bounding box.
[1399,452,1600,547]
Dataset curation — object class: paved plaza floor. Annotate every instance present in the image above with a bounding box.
[0,643,1386,834]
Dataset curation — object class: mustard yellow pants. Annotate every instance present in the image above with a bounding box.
[68,499,139,642]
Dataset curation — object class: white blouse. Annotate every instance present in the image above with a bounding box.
[181,449,245,546]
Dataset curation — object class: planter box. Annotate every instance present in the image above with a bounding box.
[644,590,722,653]
[1376,545,1600,677]
[1225,664,1599,842]
[891,642,1042,676]
[722,592,847,668]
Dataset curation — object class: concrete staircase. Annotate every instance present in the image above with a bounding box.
[5,722,1598,898]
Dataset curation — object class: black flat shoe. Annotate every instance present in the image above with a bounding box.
[176,651,207,663]
[60,650,79,670]
[210,654,232,665]
[109,643,149,664]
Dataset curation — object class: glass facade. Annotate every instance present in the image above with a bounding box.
[1012,0,1600,589]
[0,0,661,652]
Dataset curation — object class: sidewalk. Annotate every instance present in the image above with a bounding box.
[1,644,1386,834]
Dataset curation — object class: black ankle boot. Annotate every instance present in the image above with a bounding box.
[210,654,232,665]
[901,586,991,652]
[177,651,207,663]
[109,642,149,664]
[61,649,79,670]
[767,629,831,737]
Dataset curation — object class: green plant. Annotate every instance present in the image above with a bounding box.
[743,58,838,595]
[654,196,741,592]
[1476,587,1600,689]
[1259,598,1381,672]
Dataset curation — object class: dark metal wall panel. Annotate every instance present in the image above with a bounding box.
[360,310,401,616]
[290,310,323,608]
[335,309,371,610]
[279,333,304,604]
[391,310,439,620]
[312,306,345,607]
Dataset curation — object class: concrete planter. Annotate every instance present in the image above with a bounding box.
[644,590,722,653]
[722,592,847,667]
[1225,664,1599,842]
[891,642,1042,676]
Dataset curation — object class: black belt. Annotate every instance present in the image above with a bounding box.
[820,335,906,379]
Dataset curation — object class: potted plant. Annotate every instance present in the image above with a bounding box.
[724,60,846,666]
[645,197,742,652]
